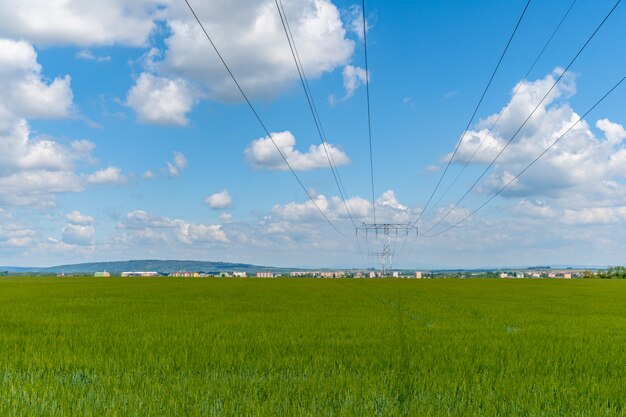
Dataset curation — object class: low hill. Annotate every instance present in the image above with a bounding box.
[4,260,281,274]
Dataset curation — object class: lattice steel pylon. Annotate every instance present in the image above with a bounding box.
[357,223,418,276]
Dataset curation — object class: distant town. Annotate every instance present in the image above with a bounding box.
[82,268,592,279]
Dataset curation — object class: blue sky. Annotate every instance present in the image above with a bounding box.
[0,0,625,268]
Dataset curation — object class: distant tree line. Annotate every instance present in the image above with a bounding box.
[584,266,626,279]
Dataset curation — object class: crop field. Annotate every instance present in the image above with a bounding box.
[0,277,625,416]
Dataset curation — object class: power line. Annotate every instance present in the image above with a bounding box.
[423,0,621,235]
[429,0,577,213]
[273,0,359,230]
[423,75,626,238]
[183,0,347,238]
[362,0,376,224]
[413,0,532,225]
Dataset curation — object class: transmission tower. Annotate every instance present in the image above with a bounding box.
[357,223,418,276]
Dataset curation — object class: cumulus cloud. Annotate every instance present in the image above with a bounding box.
[245,131,350,171]
[0,212,36,247]
[152,0,354,101]
[205,190,233,210]
[66,210,94,225]
[118,210,229,244]
[60,209,96,246]
[0,121,87,207]
[62,223,95,246]
[0,39,73,127]
[126,73,198,126]
[269,190,415,225]
[2,0,358,123]
[0,0,158,46]
[86,166,127,185]
[0,39,89,207]
[562,206,626,225]
[444,69,626,204]
[272,194,369,222]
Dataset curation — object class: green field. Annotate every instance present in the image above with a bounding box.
[0,277,625,416]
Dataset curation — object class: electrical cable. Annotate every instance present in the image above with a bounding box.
[183,0,347,238]
[362,0,377,225]
[423,0,621,235]
[413,0,532,225]
[423,75,625,238]
[429,0,578,213]
[274,0,360,230]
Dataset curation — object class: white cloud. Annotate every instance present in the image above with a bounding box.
[62,223,95,246]
[444,69,626,204]
[0,0,159,46]
[86,166,127,185]
[342,65,367,98]
[160,151,188,178]
[269,190,414,225]
[165,162,179,178]
[173,151,187,169]
[271,194,369,222]
[377,190,407,211]
[344,5,366,41]
[66,210,94,225]
[0,39,73,126]
[0,214,36,248]
[76,49,111,62]
[329,65,367,104]
[562,206,626,225]
[155,0,355,101]
[245,131,350,171]
[126,73,198,126]
[1,1,357,122]
[422,164,441,173]
[0,167,84,207]
[142,170,155,179]
[119,210,229,244]
[0,39,88,207]
[206,190,233,210]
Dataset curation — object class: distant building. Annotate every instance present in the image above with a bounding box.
[531,272,541,278]
[121,271,159,277]
[354,272,363,278]
[515,272,525,278]
[94,271,110,277]
[548,272,556,278]
[256,272,274,278]
[320,271,345,278]
[392,271,399,278]
[369,271,376,278]
[414,272,423,279]
[499,272,508,278]
[232,271,247,278]
[170,271,199,277]
[562,273,572,279]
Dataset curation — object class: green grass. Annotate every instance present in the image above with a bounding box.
[0,277,625,416]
